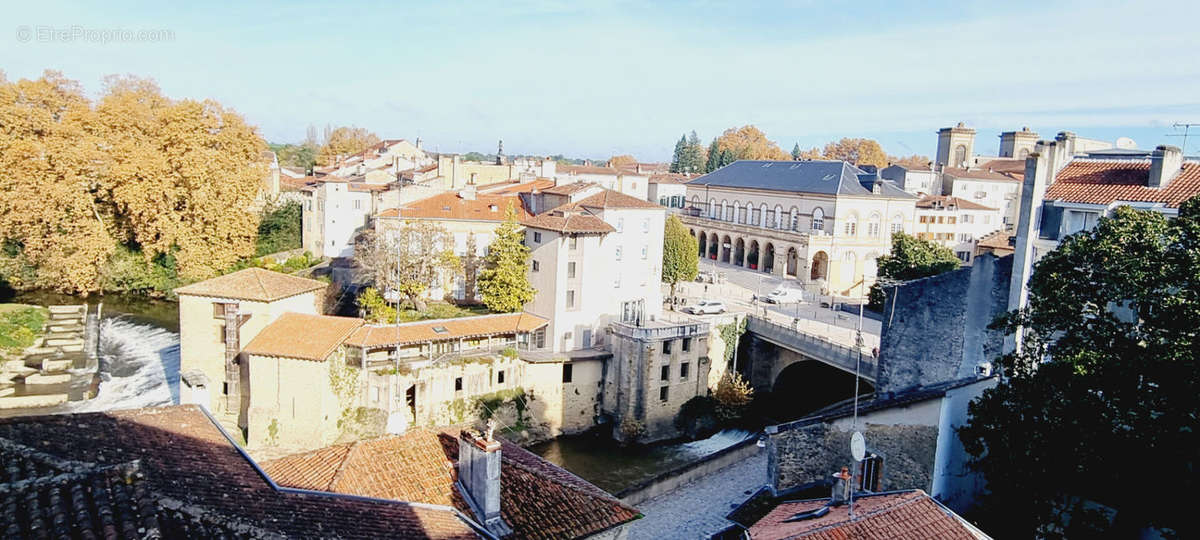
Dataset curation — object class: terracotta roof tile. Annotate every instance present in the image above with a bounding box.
[243,312,365,361]
[345,312,548,348]
[978,158,1025,176]
[915,195,997,211]
[976,229,1014,251]
[482,179,556,195]
[377,191,531,221]
[174,268,327,302]
[264,429,640,540]
[747,490,983,539]
[1044,159,1200,208]
[556,164,624,176]
[572,189,662,209]
[541,182,601,196]
[0,406,480,539]
[649,172,691,184]
[520,212,615,234]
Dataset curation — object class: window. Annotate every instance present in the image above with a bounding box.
[681,337,691,352]
[569,236,578,250]
[533,231,542,243]
[643,218,650,232]
[680,362,690,380]
[959,233,973,242]
[497,370,505,384]
[790,207,800,231]
[812,208,825,232]
[532,260,540,272]
[860,454,884,491]
[844,216,857,236]
[641,246,648,259]
[562,363,573,383]
[354,200,362,210]
[617,218,624,232]
[936,216,944,224]
[868,213,881,238]
[774,205,784,228]
[974,191,986,199]
[947,216,957,224]
[455,377,463,391]
[956,251,971,262]
[984,215,992,224]
[615,247,622,260]
[961,214,973,224]
[660,365,670,381]
[891,215,904,234]
[567,290,576,309]
[662,340,672,354]
[534,328,546,348]
[659,386,669,402]
[567,262,576,278]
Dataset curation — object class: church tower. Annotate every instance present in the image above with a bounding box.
[936,123,976,169]
[495,139,506,165]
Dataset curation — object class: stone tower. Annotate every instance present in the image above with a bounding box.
[936,123,976,169]
[999,127,1039,159]
[495,139,505,165]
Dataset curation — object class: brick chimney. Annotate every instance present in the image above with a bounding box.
[1149,145,1183,188]
[830,466,852,505]
[457,424,510,537]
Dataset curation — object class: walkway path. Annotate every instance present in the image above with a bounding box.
[627,448,768,539]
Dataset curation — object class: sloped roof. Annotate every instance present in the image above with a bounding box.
[243,312,364,361]
[378,191,531,222]
[556,164,623,176]
[915,195,997,211]
[541,182,601,196]
[521,211,615,234]
[943,167,1021,182]
[263,429,640,540]
[976,229,1014,252]
[977,158,1026,176]
[649,172,691,184]
[174,268,326,302]
[346,312,549,348]
[0,406,480,539]
[483,179,556,195]
[572,189,663,209]
[688,160,888,196]
[747,489,985,539]
[1044,159,1200,208]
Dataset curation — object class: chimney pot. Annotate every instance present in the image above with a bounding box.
[458,426,509,536]
[1149,145,1183,189]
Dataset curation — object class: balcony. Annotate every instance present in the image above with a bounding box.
[609,319,710,341]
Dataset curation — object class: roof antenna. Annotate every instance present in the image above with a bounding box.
[1166,123,1198,156]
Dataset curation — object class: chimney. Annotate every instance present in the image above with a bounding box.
[457,425,511,537]
[1149,145,1183,188]
[636,163,644,174]
[830,467,852,506]
[460,183,477,201]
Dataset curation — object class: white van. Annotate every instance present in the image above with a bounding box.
[762,287,804,304]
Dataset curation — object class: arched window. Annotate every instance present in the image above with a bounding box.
[708,198,717,219]
[733,200,744,224]
[1018,148,1030,160]
[954,144,967,167]
[721,199,730,221]
[844,214,858,236]
[812,207,825,232]
[759,203,769,228]
[789,206,800,231]
[868,213,882,238]
[747,202,756,226]
[890,214,904,234]
[774,205,784,229]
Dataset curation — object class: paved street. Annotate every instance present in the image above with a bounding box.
[667,259,881,352]
[627,449,768,540]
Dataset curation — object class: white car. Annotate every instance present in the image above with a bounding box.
[685,300,726,315]
[761,287,804,304]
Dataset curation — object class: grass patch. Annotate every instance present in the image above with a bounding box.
[0,304,47,353]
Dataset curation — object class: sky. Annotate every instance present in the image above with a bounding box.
[4,1,1200,161]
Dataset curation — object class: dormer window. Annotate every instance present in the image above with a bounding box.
[433,326,449,334]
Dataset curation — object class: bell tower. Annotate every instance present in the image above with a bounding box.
[936,122,976,168]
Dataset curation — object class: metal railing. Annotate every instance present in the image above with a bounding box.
[746,315,877,380]
[609,320,710,341]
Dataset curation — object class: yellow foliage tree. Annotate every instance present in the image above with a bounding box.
[0,71,267,292]
[819,138,889,168]
[319,126,380,165]
[714,125,790,161]
[608,154,637,168]
[889,154,933,169]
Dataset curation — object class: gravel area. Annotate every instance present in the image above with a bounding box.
[627,449,768,539]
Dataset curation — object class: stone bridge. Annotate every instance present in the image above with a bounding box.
[743,315,877,396]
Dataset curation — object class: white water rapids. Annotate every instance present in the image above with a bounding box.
[66,317,180,412]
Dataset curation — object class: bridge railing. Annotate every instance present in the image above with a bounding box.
[746,315,877,379]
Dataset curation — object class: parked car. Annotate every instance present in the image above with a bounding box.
[761,287,804,304]
[684,300,727,315]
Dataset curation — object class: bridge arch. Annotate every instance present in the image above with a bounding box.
[770,358,873,420]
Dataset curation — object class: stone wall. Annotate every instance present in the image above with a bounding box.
[767,420,938,494]
[877,254,1011,395]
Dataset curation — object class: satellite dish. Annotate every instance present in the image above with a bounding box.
[850,431,866,462]
[1115,137,1137,150]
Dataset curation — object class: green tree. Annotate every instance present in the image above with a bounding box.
[255,200,302,256]
[661,215,699,302]
[870,232,961,307]
[705,138,721,172]
[669,134,687,173]
[959,202,1200,537]
[680,131,705,173]
[270,142,318,172]
[477,206,535,312]
[354,224,459,311]
[792,142,802,160]
[356,287,397,323]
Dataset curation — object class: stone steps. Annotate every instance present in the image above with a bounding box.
[0,393,68,409]
[22,373,72,385]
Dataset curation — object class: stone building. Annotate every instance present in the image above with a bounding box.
[880,162,939,196]
[682,160,918,298]
[604,319,711,443]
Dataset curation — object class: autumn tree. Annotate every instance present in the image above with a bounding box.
[477,207,535,312]
[818,138,888,168]
[661,215,699,303]
[889,154,932,169]
[710,125,790,167]
[354,224,460,311]
[608,154,637,168]
[0,71,266,293]
[318,126,380,165]
[959,203,1200,537]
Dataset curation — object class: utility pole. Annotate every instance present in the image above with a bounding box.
[1167,123,1199,155]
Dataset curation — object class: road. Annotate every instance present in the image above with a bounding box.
[667,259,881,352]
[626,449,767,539]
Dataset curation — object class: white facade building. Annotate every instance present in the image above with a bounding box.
[913,196,1004,264]
[522,188,666,353]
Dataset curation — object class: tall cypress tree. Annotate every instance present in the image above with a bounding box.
[477,206,536,312]
[792,143,802,160]
[705,139,721,172]
[669,134,687,173]
[683,131,704,173]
